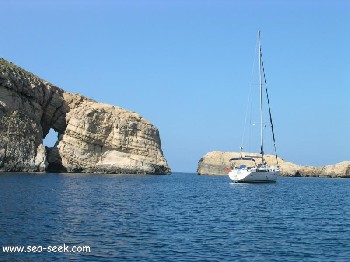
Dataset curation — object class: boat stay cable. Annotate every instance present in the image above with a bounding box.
[260,45,279,165]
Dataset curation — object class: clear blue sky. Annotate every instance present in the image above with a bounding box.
[2,0,350,172]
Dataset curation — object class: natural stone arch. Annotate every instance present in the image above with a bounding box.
[0,59,68,171]
[0,58,170,174]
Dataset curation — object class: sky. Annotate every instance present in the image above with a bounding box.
[1,0,350,172]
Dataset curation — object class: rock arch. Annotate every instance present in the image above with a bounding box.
[0,58,170,174]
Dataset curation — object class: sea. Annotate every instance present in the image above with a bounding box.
[1,172,350,262]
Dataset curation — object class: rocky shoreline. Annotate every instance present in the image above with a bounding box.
[197,151,350,178]
[0,58,170,174]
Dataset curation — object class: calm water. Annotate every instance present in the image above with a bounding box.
[1,172,350,261]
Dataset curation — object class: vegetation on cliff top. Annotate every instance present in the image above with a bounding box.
[0,57,46,83]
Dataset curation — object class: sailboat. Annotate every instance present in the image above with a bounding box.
[228,31,280,183]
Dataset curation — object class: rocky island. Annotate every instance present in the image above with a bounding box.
[0,58,170,174]
[197,151,350,178]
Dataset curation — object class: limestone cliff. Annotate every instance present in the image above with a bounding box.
[0,58,170,174]
[197,151,350,178]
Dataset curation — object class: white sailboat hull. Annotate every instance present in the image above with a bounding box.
[228,169,279,183]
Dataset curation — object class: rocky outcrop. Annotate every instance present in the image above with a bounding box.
[47,96,169,174]
[0,110,47,171]
[197,151,350,178]
[0,58,170,174]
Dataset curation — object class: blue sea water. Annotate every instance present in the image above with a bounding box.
[1,172,350,261]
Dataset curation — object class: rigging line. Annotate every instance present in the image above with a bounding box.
[241,36,259,152]
[260,49,279,164]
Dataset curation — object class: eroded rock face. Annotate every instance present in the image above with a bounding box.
[48,97,170,174]
[0,109,47,171]
[197,151,350,178]
[0,58,170,174]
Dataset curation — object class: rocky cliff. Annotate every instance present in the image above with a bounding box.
[197,151,350,178]
[0,58,170,174]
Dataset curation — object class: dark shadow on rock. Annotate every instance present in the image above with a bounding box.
[46,146,67,173]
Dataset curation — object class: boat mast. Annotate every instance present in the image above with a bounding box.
[258,31,264,164]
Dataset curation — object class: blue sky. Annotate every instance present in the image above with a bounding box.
[1,0,350,172]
